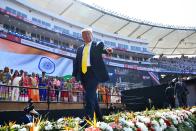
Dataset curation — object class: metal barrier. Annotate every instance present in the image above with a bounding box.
[0,84,121,105]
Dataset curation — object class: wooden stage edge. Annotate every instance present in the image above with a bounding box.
[0,102,123,112]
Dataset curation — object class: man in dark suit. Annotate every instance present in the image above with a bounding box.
[175,78,189,107]
[165,82,176,108]
[72,28,113,121]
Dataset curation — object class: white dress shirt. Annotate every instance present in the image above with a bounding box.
[82,41,92,66]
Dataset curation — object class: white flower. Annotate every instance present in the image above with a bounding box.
[34,126,40,131]
[11,124,21,129]
[45,120,51,125]
[75,117,81,121]
[136,116,150,124]
[27,122,33,127]
[57,118,64,123]
[190,108,196,113]
[54,124,62,129]
[123,127,133,131]
[184,113,189,119]
[177,117,182,123]
[18,128,27,131]
[173,119,178,125]
[159,118,167,130]
[136,122,148,131]
[155,112,162,117]
[97,122,113,131]
[169,115,178,125]
[119,118,134,128]
[151,120,162,131]
[45,124,53,130]
[184,110,192,116]
[127,121,135,128]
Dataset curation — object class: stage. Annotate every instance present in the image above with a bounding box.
[0,102,122,124]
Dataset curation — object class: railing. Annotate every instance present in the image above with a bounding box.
[0,84,121,105]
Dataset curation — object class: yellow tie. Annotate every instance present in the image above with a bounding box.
[82,44,89,74]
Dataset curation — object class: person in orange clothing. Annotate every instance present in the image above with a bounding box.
[105,86,111,104]
[101,86,107,104]
[29,73,40,102]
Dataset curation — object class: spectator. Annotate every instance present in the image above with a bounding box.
[29,73,40,102]
[11,70,21,101]
[39,72,47,101]
[20,72,29,101]
[19,70,24,78]
[55,77,61,102]
[0,66,88,102]
[0,70,3,84]
[2,67,11,85]
[60,80,68,102]
[48,77,55,101]
[10,69,14,77]
[111,87,121,103]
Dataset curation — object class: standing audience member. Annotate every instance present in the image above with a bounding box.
[48,77,55,101]
[56,77,61,101]
[39,72,47,101]
[60,79,68,102]
[10,69,14,77]
[2,67,11,85]
[1,67,11,100]
[18,70,23,101]
[11,70,21,101]
[20,72,29,101]
[29,73,40,102]
[19,70,24,79]
[0,70,3,84]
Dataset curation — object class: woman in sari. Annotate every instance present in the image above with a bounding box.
[29,73,40,102]
[19,72,29,101]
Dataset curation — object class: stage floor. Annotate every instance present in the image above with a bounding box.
[0,102,122,124]
[0,102,122,111]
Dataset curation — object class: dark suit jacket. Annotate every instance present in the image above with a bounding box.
[72,41,109,83]
[19,115,33,124]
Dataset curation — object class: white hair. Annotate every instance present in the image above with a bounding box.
[81,28,93,33]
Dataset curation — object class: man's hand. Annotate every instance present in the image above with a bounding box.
[106,48,113,54]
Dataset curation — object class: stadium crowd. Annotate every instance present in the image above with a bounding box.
[151,57,196,73]
[0,25,77,53]
[0,67,121,103]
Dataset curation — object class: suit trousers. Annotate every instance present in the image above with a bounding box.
[81,67,102,121]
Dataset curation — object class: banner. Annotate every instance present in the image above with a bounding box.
[0,38,73,76]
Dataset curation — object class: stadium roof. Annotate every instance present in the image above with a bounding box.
[22,0,196,55]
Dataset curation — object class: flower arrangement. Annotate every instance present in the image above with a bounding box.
[0,107,195,131]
